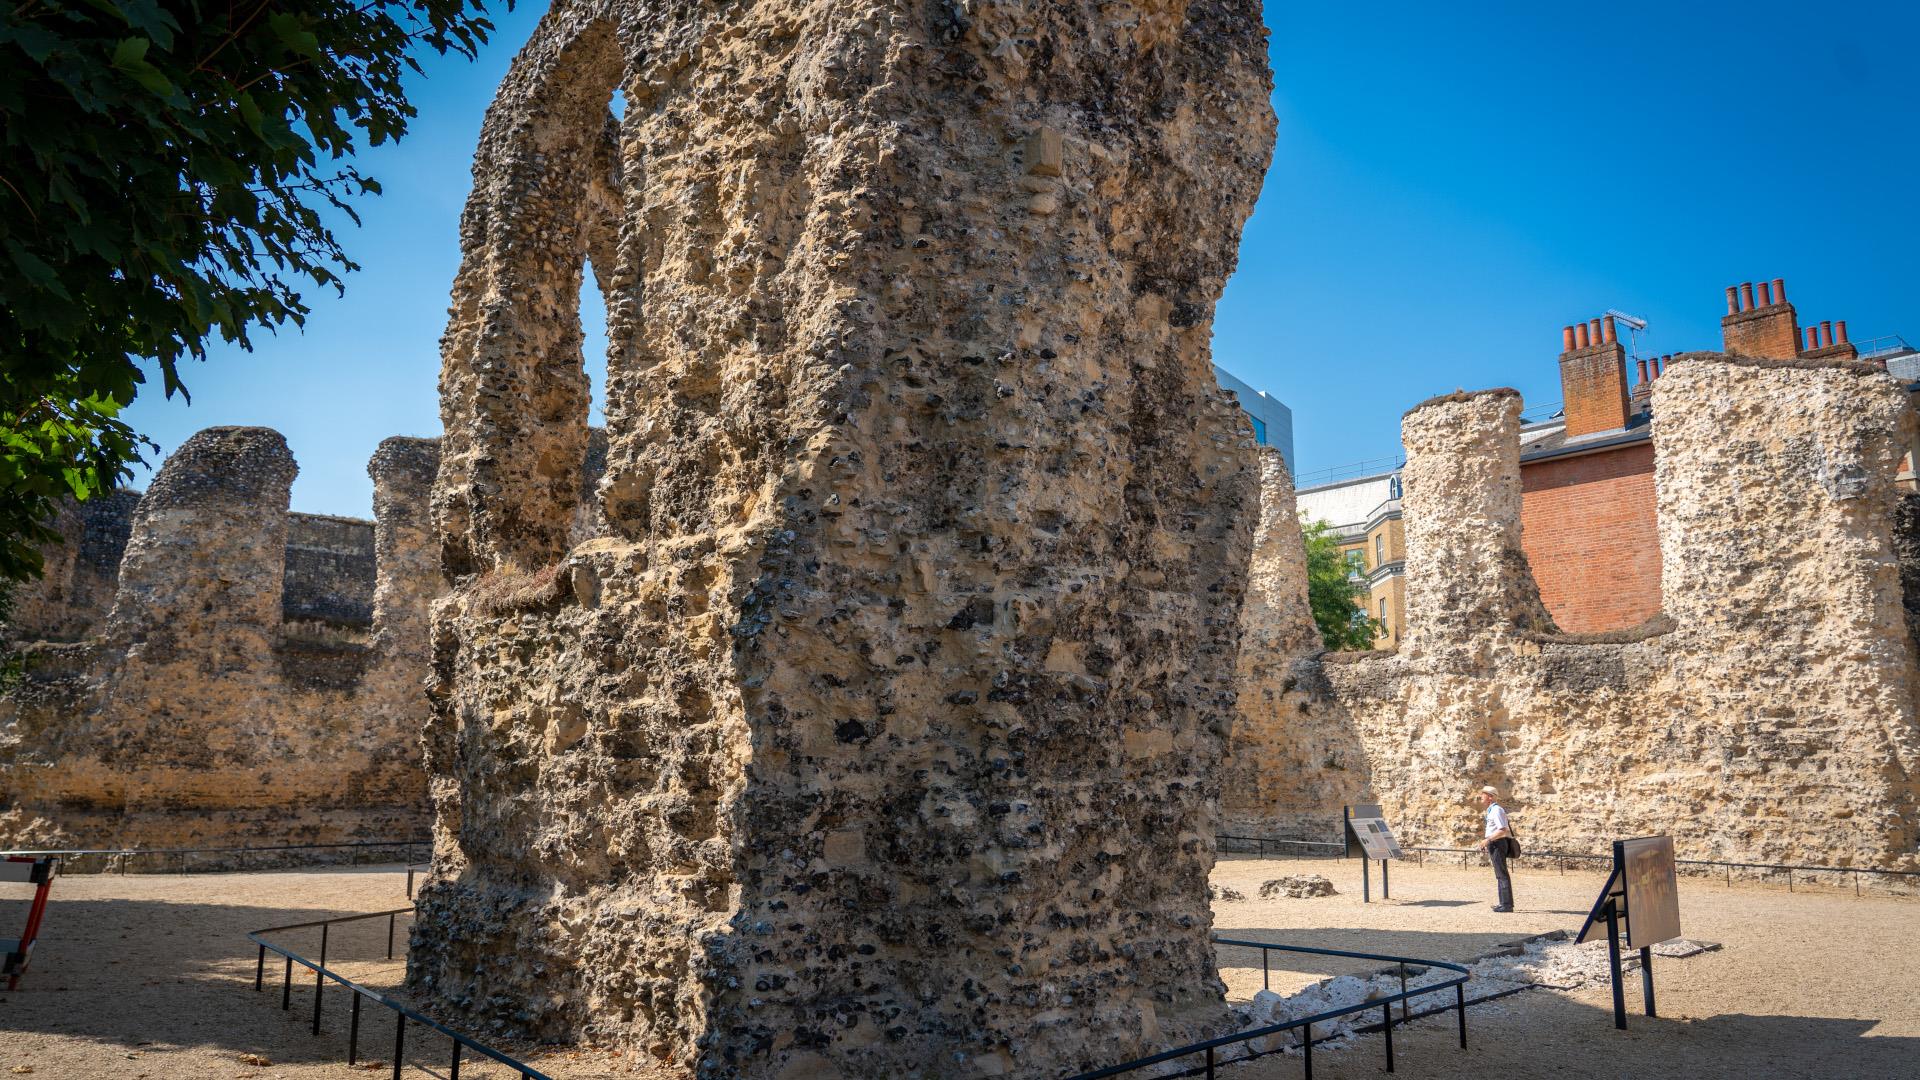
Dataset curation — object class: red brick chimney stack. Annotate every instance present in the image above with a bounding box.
[1801,313,1860,361]
[1636,359,1649,383]
[1721,276,1802,358]
[1558,313,1632,437]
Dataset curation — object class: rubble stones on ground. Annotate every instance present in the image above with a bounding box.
[1226,356,1920,872]
[1210,885,1248,903]
[1259,875,1336,899]
[410,1,1277,1077]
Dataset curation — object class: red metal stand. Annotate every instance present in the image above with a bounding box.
[1,856,59,990]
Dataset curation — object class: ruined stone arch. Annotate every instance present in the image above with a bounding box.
[433,9,628,577]
[415,1,1280,1075]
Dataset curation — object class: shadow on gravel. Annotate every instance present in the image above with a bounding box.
[0,895,413,1068]
[1215,926,1525,980]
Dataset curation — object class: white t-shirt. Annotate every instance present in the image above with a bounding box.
[1484,803,1509,839]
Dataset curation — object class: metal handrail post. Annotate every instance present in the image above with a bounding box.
[313,923,328,1034]
[349,992,362,1065]
[1381,1003,1393,1072]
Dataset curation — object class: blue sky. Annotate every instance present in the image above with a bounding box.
[123,1,1920,515]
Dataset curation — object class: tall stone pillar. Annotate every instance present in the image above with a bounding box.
[1398,390,1555,665]
[105,426,297,666]
[412,1,1276,1077]
[369,437,443,658]
[1222,449,1372,836]
[1652,353,1920,863]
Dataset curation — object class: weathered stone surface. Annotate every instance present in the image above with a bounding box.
[1257,875,1333,899]
[1220,449,1353,837]
[411,1,1276,1076]
[1225,355,1920,870]
[0,428,441,852]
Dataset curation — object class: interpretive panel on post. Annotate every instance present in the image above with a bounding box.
[1620,835,1681,947]
[1346,803,1404,860]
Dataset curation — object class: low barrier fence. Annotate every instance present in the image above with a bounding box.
[1217,832,1920,895]
[250,906,550,1080]
[1068,936,1471,1079]
[0,840,429,876]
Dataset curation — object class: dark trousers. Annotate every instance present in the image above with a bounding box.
[1489,839,1514,908]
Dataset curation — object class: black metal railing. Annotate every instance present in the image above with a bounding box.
[1067,937,1471,1079]
[0,839,428,876]
[1215,830,1920,896]
[1395,844,1920,896]
[249,907,550,1080]
[1216,835,1344,858]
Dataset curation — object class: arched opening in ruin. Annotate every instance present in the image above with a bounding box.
[432,19,628,573]
[579,86,628,434]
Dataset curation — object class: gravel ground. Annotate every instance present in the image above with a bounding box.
[0,856,1911,1078]
[1206,854,1918,1080]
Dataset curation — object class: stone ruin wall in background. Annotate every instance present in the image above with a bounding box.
[1226,355,1920,871]
[409,0,1275,1076]
[0,428,444,852]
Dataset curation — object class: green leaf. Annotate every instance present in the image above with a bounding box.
[109,37,149,67]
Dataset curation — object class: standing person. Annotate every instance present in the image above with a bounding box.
[1478,785,1515,912]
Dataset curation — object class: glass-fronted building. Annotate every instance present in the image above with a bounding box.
[1213,365,1294,475]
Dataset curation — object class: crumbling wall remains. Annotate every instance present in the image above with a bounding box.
[1221,449,1371,838]
[0,428,441,851]
[410,1,1276,1076]
[1227,355,1920,870]
[6,491,140,643]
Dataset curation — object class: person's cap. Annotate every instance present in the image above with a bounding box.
[1480,786,1499,797]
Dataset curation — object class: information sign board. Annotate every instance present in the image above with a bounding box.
[1619,835,1682,948]
[1345,803,1404,860]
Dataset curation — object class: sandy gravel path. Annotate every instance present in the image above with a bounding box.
[0,856,1910,1078]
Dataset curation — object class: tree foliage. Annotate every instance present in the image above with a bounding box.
[0,0,503,583]
[1302,517,1384,651]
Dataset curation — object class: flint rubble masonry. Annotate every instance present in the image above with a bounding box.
[1226,354,1920,871]
[409,1,1277,1077]
[0,428,440,852]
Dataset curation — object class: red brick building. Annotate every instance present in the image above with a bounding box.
[1520,278,1870,632]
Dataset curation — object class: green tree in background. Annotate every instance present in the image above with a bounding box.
[0,0,506,587]
[1302,517,1384,651]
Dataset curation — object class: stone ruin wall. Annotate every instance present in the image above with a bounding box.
[1226,355,1920,871]
[409,1,1275,1077]
[0,428,445,852]
[12,487,385,647]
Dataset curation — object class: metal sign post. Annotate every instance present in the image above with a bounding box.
[1345,804,1403,903]
[1577,835,1681,1030]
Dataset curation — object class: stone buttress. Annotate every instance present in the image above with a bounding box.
[410,1,1277,1076]
[0,428,439,852]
